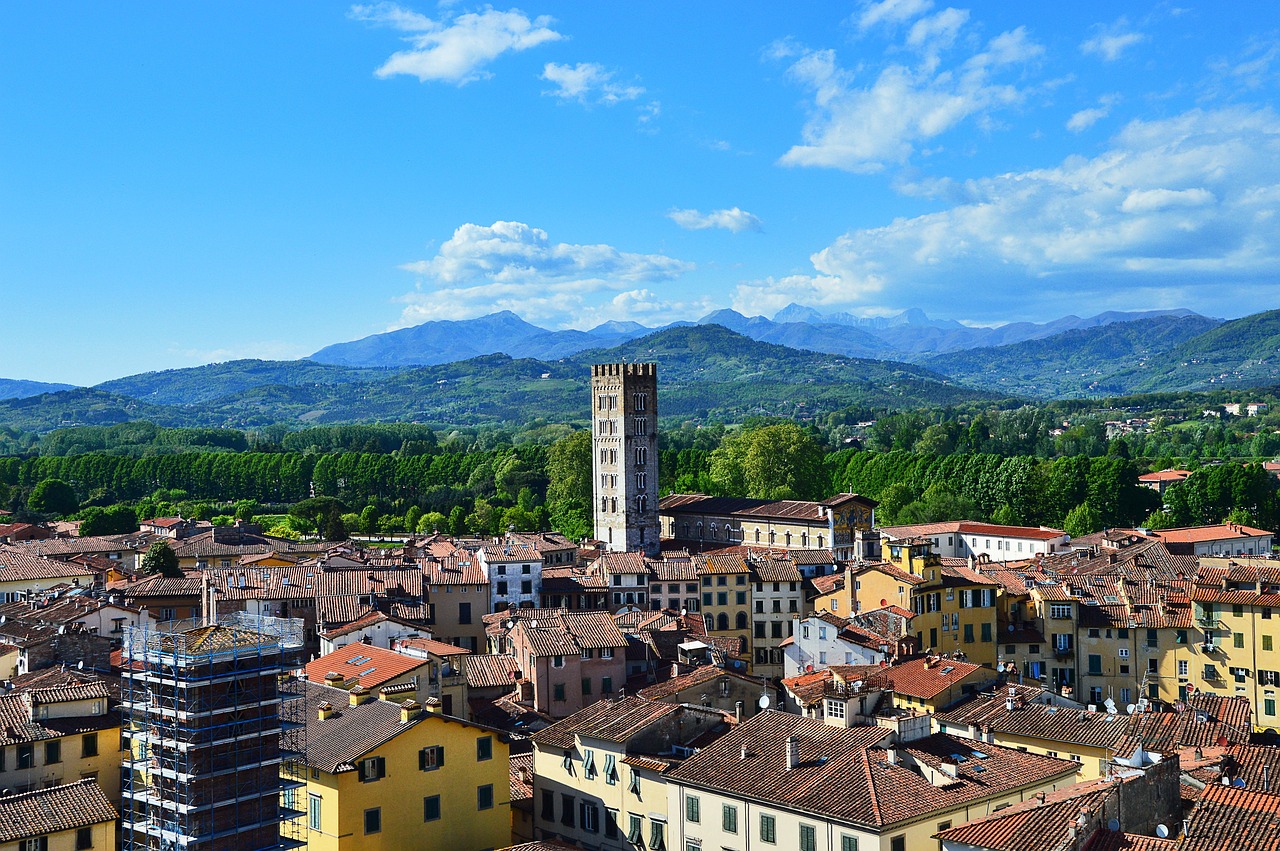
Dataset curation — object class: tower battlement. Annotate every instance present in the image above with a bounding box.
[591,361,659,555]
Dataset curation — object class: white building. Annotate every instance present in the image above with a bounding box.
[782,613,889,680]
[478,540,544,612]
[880,521,1069,561]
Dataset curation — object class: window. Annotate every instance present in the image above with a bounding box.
[606,808,620,839]
[583,677,593,696]
[76,828,93,850]
[1235,633,1245,649]
[45,740,61,764]
[458,602,471,624]
[628,814,644,844]
[963,623,974,643]
[601,647,614,659]
[1266,699,1276,717]
[686,795,700,823]
[1089,655,1103,675]
[1118,647,1130,659]
[826,699,846,720]
[981,622,992,642]
[424,795,441,821]
[1178,659,1189,676]
[419,745,444,770]
[800,824,817,851]
[359,756,385,782]
[842,836,860,851]
[760,813,776,843]
[561,794,576,826]
[552,655,565,668]
[554,683,566,701]
[602,676,613,694]
[891,836,906,851]
[629,770,641,794]
[81,733,97,758]
[1265,635,1274,651]
[1234,604,1245,617]
[309,794,322,830]
[477,784,494,810]
[476,736,492,761]
[541,790,555,821]
[583,749,597,779]
[723,804,738,833]
[582,801,600,833]
[364,807,381,835]
[1050,604,1071,619]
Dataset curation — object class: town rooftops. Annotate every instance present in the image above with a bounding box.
[637,664,766,701]
[304,643,428,690]
[668,711,1077,829]
[880,655,986,700]
[0,546,96,583]
[532,695,683,750]
[0,780,118,843]
[934,782,1113,851]
[465,653,522,689]
[1138,469,1191,483]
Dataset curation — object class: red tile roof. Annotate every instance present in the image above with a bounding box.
[304,643,429,689]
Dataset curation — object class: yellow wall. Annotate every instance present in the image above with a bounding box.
[0,819,116,851]
[302,711,511,851]
[0,726,124,805]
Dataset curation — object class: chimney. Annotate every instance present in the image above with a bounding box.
[740,745,749,761]
[324,671,344,688]
[400,700,422,723]
[735,701,743,723]
[423,696,442,714]
[885,748,897,765]
[1035,792,1046,806]
[939,758,958,780]
[349,686,373,707]
[784,736,800,771]
[317,701,335,721]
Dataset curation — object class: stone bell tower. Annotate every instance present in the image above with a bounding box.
[591,363,659,554]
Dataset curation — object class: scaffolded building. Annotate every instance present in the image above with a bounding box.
[120,612,307,851]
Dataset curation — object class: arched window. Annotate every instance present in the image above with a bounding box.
[610,497,617,513]
[735,612,747,630]
[637,495,647,513]
[801,532,809,547]
[769,530,776,544]
[716,613,729,631]
[704,614,715,632]
[601,497,608,512]
[785,531,792,546]
[754,529,761,543]
[817,535,824,548]
[710,523,718,540]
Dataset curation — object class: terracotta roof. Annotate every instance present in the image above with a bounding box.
[466,654,522,689]
[509,752,534,803]
[1180,782,1280,851]
[1139,470,1191,482]
[661,493,872,522]
[1154,524,1274,543]
[532,695,682,750]
[303,681,491,772]
[421,554,488,585]
[1084,830,1178,851]
[304,644,429,689]
[810,572,844,596]
[748,557,803,584]
[880,656,986,700]
[936,784,1113,850]
[595,551,650,575]
[696,553,750,574]
[0,780,117,842]
[395,636,472,657]
[670,712,1077,828]
[0,546,97,583]
[637,665,766,701]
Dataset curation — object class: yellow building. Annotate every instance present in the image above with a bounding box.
[0,673,124,805]
[660,493,878,560]
[697,554,753,650]
[0,780,117,851]
[530,695,732,849]
[301,682,511,851]
[1188,577,1280,733]
[911,562,1001,668]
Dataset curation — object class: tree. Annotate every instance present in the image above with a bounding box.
[417,511,447,535]
[709,424,824,500]
[1063,503,1103,538]
[78,504,138,536]
[545,431,592,540]
[1141,509,1178,530]
[322,508,348,542]
[359,505,381,535]
[142,541,182,578]
[404,505,424,534]
[28,478,78,516]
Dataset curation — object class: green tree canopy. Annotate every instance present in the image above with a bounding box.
[142,541,182,578]
[28,478,78,516]
[545,431,592,540]
[1063,502,1104,538]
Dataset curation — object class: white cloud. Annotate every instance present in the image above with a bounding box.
[1080,17,1146,62]
[857,0,934,31]
[776,19,1042,172]
[577,289,718,328]
[1066,93,1119,132]
[350,3,562,85]
[540,62,645,105]
[394,221,694,327]
[667,207,763,233]
[739,107,1280,319]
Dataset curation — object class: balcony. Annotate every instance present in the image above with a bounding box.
[1053,646,1074,660]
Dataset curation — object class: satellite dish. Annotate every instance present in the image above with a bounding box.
[76,661,83,670]
[680,608,687,617]
[852,680,864,690]
[805,664,814,672]
[505,619,514,629]
[1007,624,1015,632]
[757,694,770,709]
[1126,704,1137,715]
[880,599,887,607]
[529,619,538,629]
[1107,818,1120,831]
[1221,776,1231,786]
[1156,824,1170,838]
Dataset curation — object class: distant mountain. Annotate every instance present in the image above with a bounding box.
[693,309,892,359]
[925,314,1223,398]
[1115,308,1280,394]
[0,325,999,433]
[311,311,661,368]
[0,378,77,401]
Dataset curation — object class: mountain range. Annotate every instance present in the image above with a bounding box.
[3,304,1279,435]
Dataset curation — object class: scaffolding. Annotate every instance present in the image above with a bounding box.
[120,613,308,851]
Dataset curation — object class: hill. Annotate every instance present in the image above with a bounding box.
[0,326,999,434]
[925,314,1222,398]
[1118,308,1280,393]
[0,378,77,400]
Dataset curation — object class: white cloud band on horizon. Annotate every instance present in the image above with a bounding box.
[350,3,562,84]
[667,207,763,233]
[394,221,696,327]
[735,106,1280,319]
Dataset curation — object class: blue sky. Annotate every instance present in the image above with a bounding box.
[2,2,1277,384]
